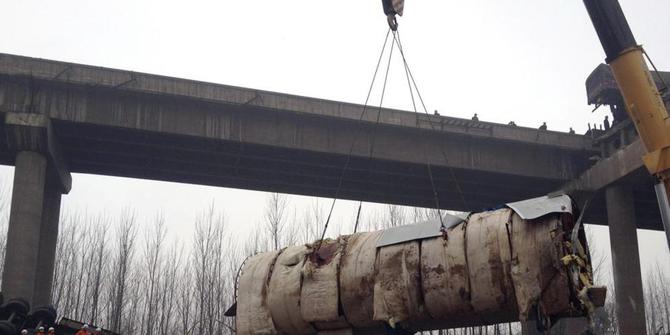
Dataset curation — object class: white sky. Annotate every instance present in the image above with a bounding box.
[1,0,669,280]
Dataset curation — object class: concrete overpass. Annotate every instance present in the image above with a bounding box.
[0,54,661,226]
[0,53,662,330]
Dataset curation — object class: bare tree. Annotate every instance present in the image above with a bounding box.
[52,213,78,315]
[155,240,183,335]
[191,205,227,335]
[108,211,138,333]
[386,204,406,228]
[585,225,617,335]
[139,215,167,335]
[0,180,9,283]
[645,262,670,335]
[263,193,288,250]
[300,199,326,244]
[89,216,110,325]
[177,260,195,335]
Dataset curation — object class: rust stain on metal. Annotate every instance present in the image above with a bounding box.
[310,241,339,266]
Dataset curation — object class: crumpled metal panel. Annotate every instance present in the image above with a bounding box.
[376,212,468,248]
[376,194,573,247]
[444,212,470,229]
[506,194,573,220]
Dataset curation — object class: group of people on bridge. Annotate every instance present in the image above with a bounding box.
[467,112,614,135]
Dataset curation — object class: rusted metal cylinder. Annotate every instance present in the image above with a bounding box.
[235,204,600,334]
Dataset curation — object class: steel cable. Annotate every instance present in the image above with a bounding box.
[316,29,393,249]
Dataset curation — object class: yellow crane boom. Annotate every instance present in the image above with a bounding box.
[583,0,670,245]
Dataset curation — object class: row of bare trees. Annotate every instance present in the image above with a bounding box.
[0,191,668,334]
[644,263,670,335]
[46,206,240,335]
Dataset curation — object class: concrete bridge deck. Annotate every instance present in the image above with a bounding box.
[0,53,661,229]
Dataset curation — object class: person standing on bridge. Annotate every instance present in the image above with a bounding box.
[604,115,611,130]
[539,122,547,130]
[471,113,479,121]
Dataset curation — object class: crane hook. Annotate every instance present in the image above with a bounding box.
[387,14,398,31]
[382,0,403,31]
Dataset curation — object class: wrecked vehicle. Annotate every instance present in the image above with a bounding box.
[230,195,605,334]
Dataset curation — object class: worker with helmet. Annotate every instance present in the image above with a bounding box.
[75,324,90,335]
[48,327,56,335]
[37,326,46,334]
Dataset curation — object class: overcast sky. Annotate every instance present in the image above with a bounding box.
[1,0,669,279]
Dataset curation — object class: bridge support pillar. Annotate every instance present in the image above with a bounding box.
[3,151,48,304]
[606,184,647,335]
[2,113,70,307]
[33,187,62,307]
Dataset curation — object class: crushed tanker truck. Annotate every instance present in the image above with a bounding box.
[227,195,606,334]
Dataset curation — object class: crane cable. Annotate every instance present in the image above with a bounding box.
[392,29,469,230]
[393,29,447,229]
[352,31,399,234]
[316,29,394,250]
[642,49,670,101]
[391,30,445,228]
[321,26,470,245]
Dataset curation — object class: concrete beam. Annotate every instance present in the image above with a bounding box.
[562,139,645,193]
[606,185,647,335]
[4,112,71,193]
[560,138,662,230]
[0,53,593,152]
[0,74,591,183]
